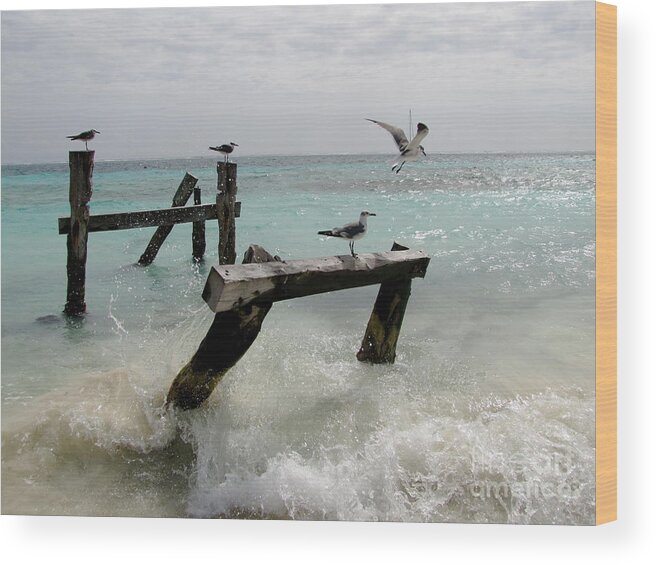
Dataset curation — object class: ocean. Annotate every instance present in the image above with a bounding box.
[1,153,596,523]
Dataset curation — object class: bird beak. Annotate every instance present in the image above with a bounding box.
[370,213,377,216]
[234,143,239,147]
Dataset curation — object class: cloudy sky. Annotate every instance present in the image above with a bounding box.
[1,1,595,164]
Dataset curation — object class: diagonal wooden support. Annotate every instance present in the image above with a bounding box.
[357,242,413,364]
[166,245,275,410]
[138,172,198,265]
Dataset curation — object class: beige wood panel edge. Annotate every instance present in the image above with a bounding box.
[595,1,617,526]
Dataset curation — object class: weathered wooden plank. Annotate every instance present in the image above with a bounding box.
[357,243,413,364]
[217,161,238,265]
[192,186,206,262]
[167,244,276,410]
[58,203,219,234]
[138,172,198,265]
[64,151,94,316]
[202,248,430,313]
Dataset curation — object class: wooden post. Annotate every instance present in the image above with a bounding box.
[138,172,198,265]
[166,245,276,410]
[64,151,94,316]
[192,186,206,262]
[357,243,414,364]
[217,162,237,265]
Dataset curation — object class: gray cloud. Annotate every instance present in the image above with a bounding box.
[1,2,595,163]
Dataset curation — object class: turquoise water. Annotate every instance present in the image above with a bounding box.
[1,153,595,523]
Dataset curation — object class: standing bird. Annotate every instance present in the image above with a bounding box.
[318,211,376,257]
[67,129,100,151]
[367,119,429,173]
[209,142,239,163]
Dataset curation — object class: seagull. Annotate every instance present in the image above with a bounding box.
[67,129,100,151]
[367,119,429,173]
[209,142,239,163]
[318,211,376,257]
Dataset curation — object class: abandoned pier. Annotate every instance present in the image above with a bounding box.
[58,150,431,409]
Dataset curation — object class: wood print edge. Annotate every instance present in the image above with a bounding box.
[595,1,617,525]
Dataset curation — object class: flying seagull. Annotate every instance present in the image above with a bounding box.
[318,211,376,257]
[67,129,100,151]
[209,142,239,163]
[367,119,429,173]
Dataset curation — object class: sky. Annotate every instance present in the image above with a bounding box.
[1,1,596,164]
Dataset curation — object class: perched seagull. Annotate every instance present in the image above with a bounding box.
[209,142,239,163]
[318,211,376,257]
[67,129,100,151]
[367,119,429,173]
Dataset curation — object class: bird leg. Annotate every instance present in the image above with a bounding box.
[350,241,357,257]
[395,161,405,174]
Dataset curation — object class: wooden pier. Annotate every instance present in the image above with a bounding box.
[58,149,431,412]
[167,244,430,410]
[59,152,241,315]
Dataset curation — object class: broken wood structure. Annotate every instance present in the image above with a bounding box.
[59,151,241,315]
[166,243,431,410]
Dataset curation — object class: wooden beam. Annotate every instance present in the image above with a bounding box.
[64,151,94,316]
[59,203,219,235]
[59,202,240,235]
[202,248,430,313]
[167,244,276,410]
[357,243,414,364]
[138,172,198,265]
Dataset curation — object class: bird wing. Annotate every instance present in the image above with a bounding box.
[366,119,409,151]
[406,124,429,151]
[335,221,365,238]
[67,130,94,140]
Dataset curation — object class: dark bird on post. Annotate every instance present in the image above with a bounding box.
[318,211,376,257]
[209,142,239,163]
[67,129,100,151]
[366,119,429,173]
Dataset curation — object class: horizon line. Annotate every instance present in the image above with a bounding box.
[1,149,596,168]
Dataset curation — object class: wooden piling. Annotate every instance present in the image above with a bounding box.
[64,151,94,316]
[192,186,206,261]
[166,245,276,410]
[357,243,415,364]
[138,172,198,265]
[217,162,238,265]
